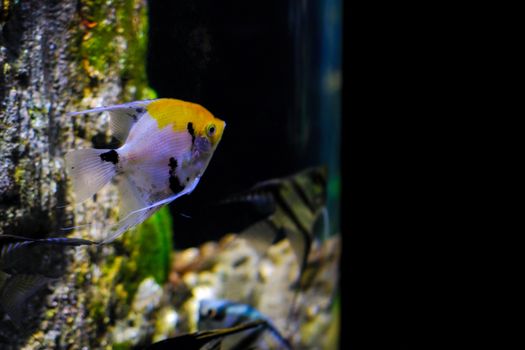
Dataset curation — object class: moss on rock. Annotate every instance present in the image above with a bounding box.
[74,0,154,109]
[120,206,174,304]
[1,0,168,348]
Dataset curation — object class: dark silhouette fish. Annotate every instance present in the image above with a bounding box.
[220,166,328,283]
[178,167,328,282]
[144,319,266,350]
[0,234,95,326]
[198,299,293,350]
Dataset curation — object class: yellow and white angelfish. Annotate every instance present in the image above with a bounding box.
[65,98,225,243]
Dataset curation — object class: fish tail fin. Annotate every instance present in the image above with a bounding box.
[65,148,119,203]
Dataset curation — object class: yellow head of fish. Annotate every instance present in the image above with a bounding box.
[146,99,225,153]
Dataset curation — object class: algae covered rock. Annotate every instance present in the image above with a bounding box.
[0,0,165,348]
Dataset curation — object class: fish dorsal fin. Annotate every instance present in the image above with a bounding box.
[67,100,154,142]
[0,274,52,327]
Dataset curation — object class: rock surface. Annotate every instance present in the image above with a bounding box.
[162,234,341,350]
[0,1,162,348]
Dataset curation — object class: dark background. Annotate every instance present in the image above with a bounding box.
[147,1,351,349]
[146,0,456,346]
[146,1,425,349]
[146,1,426,349]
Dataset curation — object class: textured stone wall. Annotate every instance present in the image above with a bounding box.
[0,1,169,348]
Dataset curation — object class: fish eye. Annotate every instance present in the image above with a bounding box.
[206,124,216,137]
[206,308,217,318]
[205,308,225,321]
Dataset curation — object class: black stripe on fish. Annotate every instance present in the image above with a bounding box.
[187,122,196,143]
[272,190,312,272]
[169,157,178,173]
[169,178,184,193]
[290,177,316,213]
[100,150,119,164]
[124,107,145,122]
[267,220,285,243]
[168,157,184,194]
[273,190,311,237]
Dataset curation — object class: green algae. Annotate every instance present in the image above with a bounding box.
[86,206,173,327]
[119,206,174,304]
[78,0,152,101]
[1,0,171,347]
[112,341,133,350]
[324,293,340,349]
[83,208,173,349]
[13,165,25,185]
[72,0,167,334]
[116,0,150,100]
[88,255,124,324]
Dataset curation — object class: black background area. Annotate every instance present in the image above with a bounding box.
[147,0,299,248]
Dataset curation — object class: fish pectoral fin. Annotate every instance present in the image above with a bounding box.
[97,208,153,244]
[67,100,153,142]
[98,175,198,244]
[117,175,148,223]
[99,184,192,244]
[65,148,118,204]
[0,274,52,327]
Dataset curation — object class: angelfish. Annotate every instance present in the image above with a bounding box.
[65,98,226,243]
[220,166,328,282]
[198,299,293,350]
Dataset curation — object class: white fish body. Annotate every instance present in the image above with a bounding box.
[65,98,226,243]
